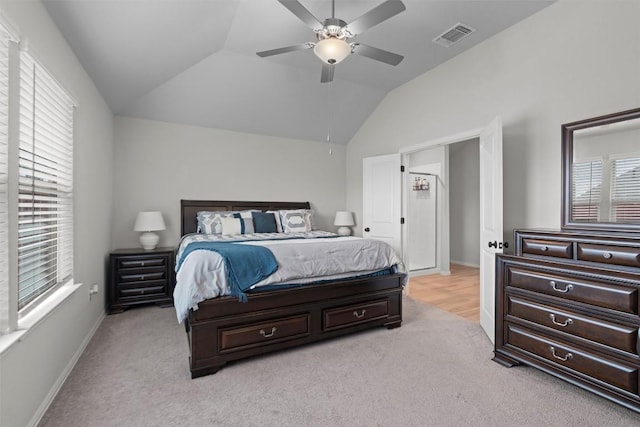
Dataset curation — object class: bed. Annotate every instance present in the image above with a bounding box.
[177,199,406,378]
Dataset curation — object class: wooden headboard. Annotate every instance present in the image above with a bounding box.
[180,199,311,236]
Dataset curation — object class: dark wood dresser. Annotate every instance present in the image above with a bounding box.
[494,229,640,413]
[108,247,175,314]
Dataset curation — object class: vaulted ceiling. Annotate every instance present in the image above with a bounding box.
[43,0,555,144]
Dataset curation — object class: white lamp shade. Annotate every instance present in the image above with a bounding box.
[334,211,355,227]
[134,211,166,232]
[314,38,351,64]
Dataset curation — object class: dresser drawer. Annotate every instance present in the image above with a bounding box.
[506,324,639,395]
[219,315,310,352]
[521,238,573,259]
[507,296,639,356]
[118,256,167,269]
[507,266,638,315]
[323,299,388,331]
[578,243,640,268]
[118,270,166,284]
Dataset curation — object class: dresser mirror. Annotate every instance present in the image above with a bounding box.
[562,108,640,232]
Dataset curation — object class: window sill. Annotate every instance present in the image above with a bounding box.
[0,280,82,357]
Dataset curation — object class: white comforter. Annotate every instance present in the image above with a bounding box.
[173,234,406,323]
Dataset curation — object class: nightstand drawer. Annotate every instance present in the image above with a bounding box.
[219,315,310,352]
[119,284,166,298]
[507,296,639,356]
[118,270,166,284]
[323,299,388,331]
[507,266,638,315]
[118,257,166,269]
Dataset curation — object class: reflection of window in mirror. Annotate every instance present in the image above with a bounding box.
[572,117,640,224]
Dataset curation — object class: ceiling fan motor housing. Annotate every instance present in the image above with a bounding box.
[316,18,352,41]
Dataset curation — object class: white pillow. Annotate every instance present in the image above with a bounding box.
[220,217,242,236]
[279,209,312,233]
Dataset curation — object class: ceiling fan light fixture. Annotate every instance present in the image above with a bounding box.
[313,37,351,64]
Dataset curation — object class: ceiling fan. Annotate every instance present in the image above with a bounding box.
[256,0,406,83]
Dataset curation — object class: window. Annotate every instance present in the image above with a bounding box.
[17,52,74,311]
[611,156,640,223]
[571,160,602,222]
[0,28,9,330]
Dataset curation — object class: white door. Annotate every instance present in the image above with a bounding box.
[479,117,503,343]
[362,154,402,255]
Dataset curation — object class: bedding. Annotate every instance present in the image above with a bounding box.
[173,231,406,323]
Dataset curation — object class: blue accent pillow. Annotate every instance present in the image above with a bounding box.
[251,211,278,233]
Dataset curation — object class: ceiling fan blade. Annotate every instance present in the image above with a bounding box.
[256,43,313,58]
[352,43,403,65]
[321,64,334,83]
[277,0,323,31]
[347,0,406,36]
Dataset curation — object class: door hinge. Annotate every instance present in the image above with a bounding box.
[400,217,405,224]
[400,165,405,172]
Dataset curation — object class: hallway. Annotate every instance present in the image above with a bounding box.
[408,264,480,322]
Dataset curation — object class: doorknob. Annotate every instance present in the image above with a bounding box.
[364,227,370,232]
[488,241,509,249]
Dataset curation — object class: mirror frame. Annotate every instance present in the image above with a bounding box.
[562,107,640,232]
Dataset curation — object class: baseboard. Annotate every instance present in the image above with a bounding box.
[27,311,105,427]
[450,260,480,268]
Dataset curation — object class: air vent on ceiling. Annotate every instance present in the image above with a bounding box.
[432,23,476,47]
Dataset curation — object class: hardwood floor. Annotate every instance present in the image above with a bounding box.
[408,263,480,322]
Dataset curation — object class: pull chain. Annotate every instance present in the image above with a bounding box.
[326,78,333,155]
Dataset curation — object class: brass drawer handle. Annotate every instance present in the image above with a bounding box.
[549,346,573,362]
[602,252,612,259]
[549,313,573,327]
[550,281,573,293]
[259,327,277,338]
[353,309,367,319]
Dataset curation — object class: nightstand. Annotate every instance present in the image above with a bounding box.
[108,247,175,314]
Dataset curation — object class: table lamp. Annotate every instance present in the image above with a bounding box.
[134,211,165,250]
[334,211,355,236]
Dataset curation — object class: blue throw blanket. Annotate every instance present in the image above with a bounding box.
[177,242,278,302]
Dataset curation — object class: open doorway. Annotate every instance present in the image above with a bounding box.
[406,138,481,322]
[364,117,502,339]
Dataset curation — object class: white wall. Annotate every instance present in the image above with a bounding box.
[450,139,480,266]
[113,116,346,249]
[346,0,640,244]
[0,1,113,427]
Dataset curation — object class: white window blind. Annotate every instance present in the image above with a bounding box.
[0,29,10,328]
[572,160,602,222]
[611,156,640,223]
[18,52,74,310]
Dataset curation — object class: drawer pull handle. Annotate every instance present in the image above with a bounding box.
[550,281,573,293]
[549,313,573,327]
[540,246,548,252]
[353,309,367,319]
[549,346,573,362]
[602,252,612,259]
[259,327,277,338]
[140,275,145,281]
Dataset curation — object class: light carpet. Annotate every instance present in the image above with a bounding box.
[38,297,640,426]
